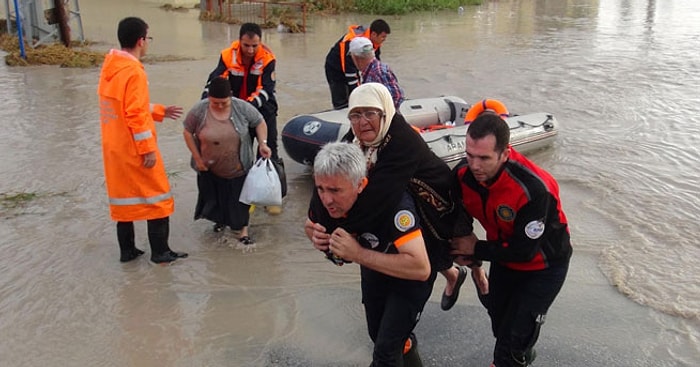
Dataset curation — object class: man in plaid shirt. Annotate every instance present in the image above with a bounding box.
[348,37,405,109]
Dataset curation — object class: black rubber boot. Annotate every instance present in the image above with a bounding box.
[117,221,144,262]
[148,217,186,264]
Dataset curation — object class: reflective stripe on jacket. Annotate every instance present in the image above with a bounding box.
[219,40,277,110]
[339,25,371,76]
[324,25,381,85]
[97,49,174,222]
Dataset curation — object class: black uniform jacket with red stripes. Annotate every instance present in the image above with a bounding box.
[453,148,572,271]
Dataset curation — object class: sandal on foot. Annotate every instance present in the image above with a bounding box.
[239,236,255,245]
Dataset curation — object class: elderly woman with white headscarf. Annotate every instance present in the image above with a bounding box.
[338,83,486,306]
[308,83,487,352]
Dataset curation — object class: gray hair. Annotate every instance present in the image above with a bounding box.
[313,142,367,186]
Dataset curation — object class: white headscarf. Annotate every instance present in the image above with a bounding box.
[348,83,396,163]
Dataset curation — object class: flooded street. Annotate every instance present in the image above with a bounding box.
[1,0,699,366]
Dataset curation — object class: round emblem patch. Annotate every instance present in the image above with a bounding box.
[394,210,415,232]
[497,205,515,222]
[303,120,321,136]
[524,220,545,239]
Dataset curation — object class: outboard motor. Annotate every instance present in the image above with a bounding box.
[399,96,469,128]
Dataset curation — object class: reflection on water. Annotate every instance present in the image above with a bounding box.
[1,0,699,365]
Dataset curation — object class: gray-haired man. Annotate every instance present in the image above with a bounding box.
[305,142,431,366]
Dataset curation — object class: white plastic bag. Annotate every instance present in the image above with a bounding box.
[239,158,282,206]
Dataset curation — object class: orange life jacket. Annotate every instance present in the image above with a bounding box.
[97,49,174,222]
[339,25,372,74]
[340,25,379,72]
[220,40,276,108]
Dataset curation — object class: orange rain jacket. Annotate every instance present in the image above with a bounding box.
[97,49,174,222]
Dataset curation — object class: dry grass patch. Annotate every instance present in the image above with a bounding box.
[1,33,195,67]
[1,34,105,67]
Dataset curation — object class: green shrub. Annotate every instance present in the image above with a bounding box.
[305,0,482,15]
[365,0,481,14]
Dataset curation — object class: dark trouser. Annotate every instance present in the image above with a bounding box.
[362,270,436,366]
[117,217,170,256]
[484,261,569,367]
[249,103,286,199]
[249,103,280,160]
[259,106,279,161]
[325,67,358,110]
[327,78,350,110]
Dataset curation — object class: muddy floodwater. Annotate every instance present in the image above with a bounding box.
[1,0,699,366]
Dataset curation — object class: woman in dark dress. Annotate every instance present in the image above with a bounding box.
[182,77,271,244]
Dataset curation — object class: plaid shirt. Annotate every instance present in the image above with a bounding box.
[361,59,405,109]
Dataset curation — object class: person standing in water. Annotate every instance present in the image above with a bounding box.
[183,76,271,245]
[451,112,572,366]
[97,17,188,265]
[306,142,431,366]
[202,22,284,214]
[324,19,391,109]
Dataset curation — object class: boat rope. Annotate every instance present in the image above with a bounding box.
[515,114,555,130]
[420,114,555,144]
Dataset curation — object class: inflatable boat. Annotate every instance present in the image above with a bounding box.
[281,97,558,166]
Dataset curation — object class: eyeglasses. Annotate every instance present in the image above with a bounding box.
[348,110,383,124]
[142,36,153,42]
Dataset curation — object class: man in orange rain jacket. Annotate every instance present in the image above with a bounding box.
[98,17,188,265]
